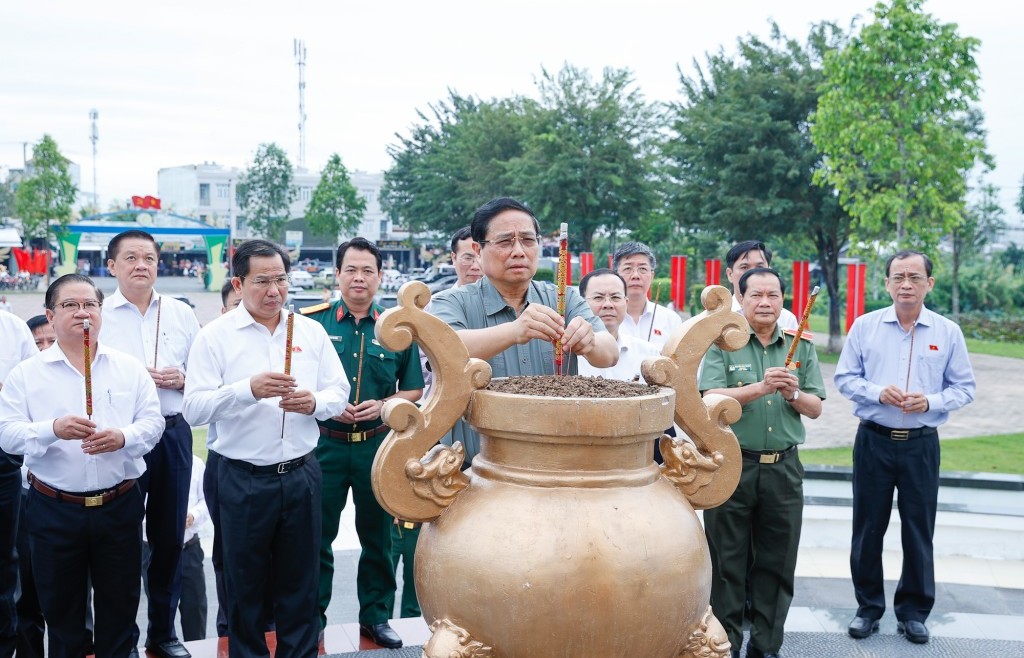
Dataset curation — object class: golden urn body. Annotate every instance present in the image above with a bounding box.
[372,282,749,658]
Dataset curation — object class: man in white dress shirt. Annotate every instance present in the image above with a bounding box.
[0,274,164,658]
[0,309,38,657]
[183,239,349,658]
[101,230,200,658]
[613,242,683,350]
[725,240,799,331]
[578,268,660,382]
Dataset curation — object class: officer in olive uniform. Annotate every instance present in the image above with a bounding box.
[387,519,421,618]
[698,268,825,658]
[300,238,423,650]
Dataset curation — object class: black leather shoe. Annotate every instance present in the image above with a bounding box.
[848,616,880,639]
[898,620,929,644]
[146,640,192,658]
[745,646,780,658]
[359,623,403,649]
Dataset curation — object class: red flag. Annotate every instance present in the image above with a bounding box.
[144,196,162,210]
[132,195,145,208]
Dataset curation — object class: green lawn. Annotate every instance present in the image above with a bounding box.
[810,315,1024,360]
[192,426,208,463]
[801,433,1024,475]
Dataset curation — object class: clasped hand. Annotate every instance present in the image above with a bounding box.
[53,415,126,454]
[513,304,596,356]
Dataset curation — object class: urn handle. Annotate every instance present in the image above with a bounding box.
[642,285,748,510]
[371,281,492,522]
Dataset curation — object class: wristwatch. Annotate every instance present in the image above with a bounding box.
[787,390,800,403]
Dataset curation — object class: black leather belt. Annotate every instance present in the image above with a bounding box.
[861,420,937,441]
[164,413,183,429]
[395,519,421,530]
[741,445,797,464]
[319,424,389,443]
[222,452,313,475]
[28,472,136,507]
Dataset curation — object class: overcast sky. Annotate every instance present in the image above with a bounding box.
[2,0,1020,221]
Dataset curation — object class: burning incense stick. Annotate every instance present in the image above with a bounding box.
[281,306,295,438]
[153,297,162,368]
[785,285,820,370]
[83,318,93,420]
[554,223,569,375]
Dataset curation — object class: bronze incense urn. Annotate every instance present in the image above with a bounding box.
[372,282,749,658]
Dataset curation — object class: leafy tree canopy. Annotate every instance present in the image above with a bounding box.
[811,0,989,250]
[306,154,367,244]
[14,134,76,242]
[239,143,295,242]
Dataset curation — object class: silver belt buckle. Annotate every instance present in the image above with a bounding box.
[277,462,288,474]
[890,430,910,441]
[759,453,779,464]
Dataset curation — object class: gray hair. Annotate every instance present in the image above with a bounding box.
[612,241,657,271]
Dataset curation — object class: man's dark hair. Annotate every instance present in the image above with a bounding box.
[450,226,473,254]
[470,197,540,243]
[45,274,104,310]
[726,240,772,269]
[108,229,160,261]
[885,250,933,277]
[738,267,786,296]
[26,315,49,333]
[232,239,291,279]
[336,237,382,271]
[612,242,657,271]
[220,281,236,307]
[579,268,627,298]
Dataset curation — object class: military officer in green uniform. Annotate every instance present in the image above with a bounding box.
[300,237,423,650]
[699,267,825,658]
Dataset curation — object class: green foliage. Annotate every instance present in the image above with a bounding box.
[239,143,295,242]
[306,154,367,243]
[802,434,1024,474]
[532,268,555,283]
[14,134,76,242]
[811,0,989,250]
[950,181,1006,319]
[381,93,532,238]
[667,22,850,349]
[513,65,659,251]
[0,180,15,218]
[929,262,1024,315]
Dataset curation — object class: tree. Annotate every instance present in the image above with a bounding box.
[667,23,851,350]
[950,181,1005,321]
[811,0,989,251]
[14,134,77,244]
[305,154,367,248]
[382,92,532,238]
[1017,175,1024,215]
[513,65,659,252]
[238,143,295,242]
[0,179,14,219]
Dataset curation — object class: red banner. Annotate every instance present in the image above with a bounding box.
[131,195,162,210]
[704,258,721,286]
[792,261,810,318]
[845,263,867,332]
[671,255,687,310]
[580,252,594,278]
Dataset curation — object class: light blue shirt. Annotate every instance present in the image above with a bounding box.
[834,305,975,429]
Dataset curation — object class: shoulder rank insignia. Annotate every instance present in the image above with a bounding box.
[299,302,331,315]
[783,328,814,341]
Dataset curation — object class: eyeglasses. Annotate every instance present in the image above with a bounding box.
[478,233,539,252]
[56,300,102,312]
[889,273,927,285]
[456,253,480,263]
[619,265,652,277]
[587,293,626,304]
[241,275,290,288]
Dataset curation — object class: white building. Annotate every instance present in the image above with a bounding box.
[156,162,402,244]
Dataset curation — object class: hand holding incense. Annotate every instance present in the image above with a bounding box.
[83,318,94,420]
[554,223,569,375]
[281,306,295,437]
[785,285,820,370]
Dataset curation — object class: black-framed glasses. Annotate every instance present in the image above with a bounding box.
[55,300,102,312]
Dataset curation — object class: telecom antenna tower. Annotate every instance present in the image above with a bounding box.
[294,39,307,168]
[89,109,99,207]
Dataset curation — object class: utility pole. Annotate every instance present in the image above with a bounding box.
[294,39,307,169]
[89,109,99,209]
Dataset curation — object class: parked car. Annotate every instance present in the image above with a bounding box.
[374,292,399,309]
[289,270,315,288]
[427,275,459,294]
[314,268,335,287]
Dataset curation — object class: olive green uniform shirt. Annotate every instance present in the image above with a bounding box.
[699,325,825,451]
[301,299,424,433]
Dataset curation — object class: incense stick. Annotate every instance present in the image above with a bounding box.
[281,306,295,438]
[153,297,162,368]
[554,223,568,375]
[785,286,820,370]
[83,318,93,420]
